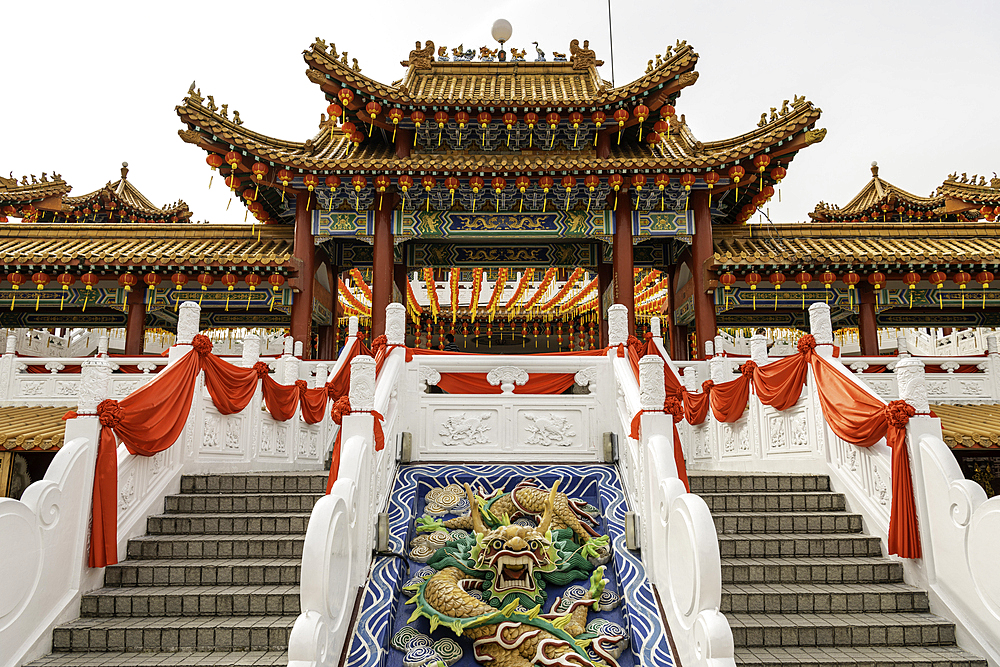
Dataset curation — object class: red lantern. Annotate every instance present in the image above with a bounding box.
[251,163,268,186]
[326,103,342,119]
[324,175,341,212]
[868,271,886,290]
[224,175,241,191]
[197,273,214,290]
[590,110,605,146]
[491,177,506,212]
[303,174,319,191]
[398,175,414,209]
[144,272,161,288]
[561,175,577,211]
[720,272,737,308]
[515,176,531,211]
[455,111,469,128]
[445,176,459,206]
[80,272,99,291]
[929,271,947,288]
[955,271,972,308]
[703,171,720,206]
[771,165,787,183]
[753,154,771,186]
[630,174,646,192]
[613,108,629,144]
[118,272,138,292]
[171,272,188,291]
[205,154,224,188]
[745,272,762,309]
[57,273,75,290]
[387,107,404,138]
[31,271,49,301]
[268,273,285,311]
[539,175,555,212]
[769,272,786,289]
[977,270,994,308]
[660,104,675,119]
[795,272,812,308]
[364,101,382,133]
[337,89,354,107]
[469,176,484,212]
[903,271,921,308]
[818,270,836,304]
[680,173,696,191]
[341,121,357,139]
[433,110,449,145]
[633,103,649,140]
[245,273,261,291]
[729,165,746,186]
[410,110,426,146]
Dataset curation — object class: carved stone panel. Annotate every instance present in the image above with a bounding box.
[433,410,497,448]
[519,411,579,447]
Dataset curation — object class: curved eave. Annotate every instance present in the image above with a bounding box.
[64,185,191,220]
[0,180,72,206]
[303,43,699,111]
[810,175,942,222]
[937,179,1000,206]
[0,223,294,270]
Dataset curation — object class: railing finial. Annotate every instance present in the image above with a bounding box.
[386,303,406,346]
[749,333,768,366]
[639,354,666,410]
[808,302,833,345]
[895,358,929,414]
[349,354,376,411]
[176,301,201,345]
[608,305,628,346]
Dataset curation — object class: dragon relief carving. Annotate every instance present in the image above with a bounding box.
[523,413,576,447]
[769,417,786,450]
[438,413,493,447]
[403,481,623,667]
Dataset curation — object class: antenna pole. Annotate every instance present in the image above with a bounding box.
[607,0,616,86]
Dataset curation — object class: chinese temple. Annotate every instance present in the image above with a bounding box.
[1,23,999,667]
[174,35,825,359]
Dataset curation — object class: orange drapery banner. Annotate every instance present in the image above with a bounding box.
[436,372,576,395]
[89,335,369,568]
[673,335,922,558]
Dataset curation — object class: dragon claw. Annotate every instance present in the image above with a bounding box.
[415,517,448,533]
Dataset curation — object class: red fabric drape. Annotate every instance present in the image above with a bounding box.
[673,337,922,559]
[753,353,809,411]
[201,354,258,414]
[710,374,752,422]
[436,372,576,395]
[89,335,379,567]
[90,350,204,567]
[409,348,607,357]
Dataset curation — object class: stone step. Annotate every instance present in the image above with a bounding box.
[104,558,301,587]
[164,492,322,514]
[180,473,327,495]
[689,474,831,494]
[719,533,883,558]
[714,512,863,535]
[721,583,929,615]
[700,492,847,513]
[52,616,294,652]
[146,513,310,535]
[127,534,304,560]
[728,612,957,648]
[723,557,904,585]
[26,650,288,666]
[734,645,986,667]
[81,585,299,618]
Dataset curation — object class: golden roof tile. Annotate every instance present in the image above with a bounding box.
[931,404,1000,449]
[0,407,68,451]
[0,224,293,268]
[64,163,191,220]
[713,222,1000,267]
[0,173,72,205]
[936,173,1000,206]
[810,163,943,221]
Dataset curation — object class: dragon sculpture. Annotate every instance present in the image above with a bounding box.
[395,480,628,667]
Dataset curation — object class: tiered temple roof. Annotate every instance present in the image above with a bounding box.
[176,37,825,226]
[809,163,943,223]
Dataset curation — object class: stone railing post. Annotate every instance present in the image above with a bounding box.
[639,354,666,412]
[650,316,662,340]
[98,333,109,357]
[704,340,714,358]
[293,340,304,358]
[713,335,724,357]
[349,355,376,412]
[808,302,834,358]
[986,335,1000,401]
[681,366,698,393]
[169,302,201,363]
[895,358,929,414]
[348,316,359,338]
[386,303,406,346]
[0,331,18,402]
[897,336,910,358]
[710,351,729,384]
[240,334,261,369]
[608,304,628,347]
[314,363,329,389]
[283,336,295,356]
[749,334,768,366]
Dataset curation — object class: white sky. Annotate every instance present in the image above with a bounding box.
[3,0,997,226]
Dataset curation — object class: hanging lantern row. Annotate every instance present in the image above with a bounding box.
[721,268,997,310]
[324,96,677,148]
[1,201,180,224]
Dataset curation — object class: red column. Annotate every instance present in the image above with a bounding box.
[858,282,879,356]
[372,199,396,338]
[291,191,315,359]
[395,129,412,159]
[597,258,613,347]
[317,261,338,359]
[124,284,147,355]
[596,132,611,160]
[665,265,678,358]
[612,189,635,335]
[691,190,716,358]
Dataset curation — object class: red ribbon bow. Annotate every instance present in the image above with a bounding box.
[664,395,684,423]
[797,334,817,354]
[295,379,309,397]
[740,360,758,377]
[97,399,123,427]
[252,361,270,379]
[701,379,715,393]
[885,399,916,428]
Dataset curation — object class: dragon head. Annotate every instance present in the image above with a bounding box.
[465,482,559,608]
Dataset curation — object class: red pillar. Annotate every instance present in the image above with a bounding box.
[596,132,611,159]
[858,282,879,356]
[124,284,147,355]
[691,190,716,358]
[317,261,338,359]
[665,265,677,358]
[372,199,396,338]
[291,191,315,359]
[612,189,635,335]
[597,258,613,347]
[395,129,412,159]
